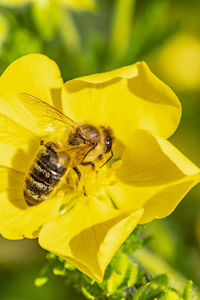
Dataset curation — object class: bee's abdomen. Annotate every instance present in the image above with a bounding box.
[24,142,68,206]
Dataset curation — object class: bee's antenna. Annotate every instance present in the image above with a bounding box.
[100,151,113,168]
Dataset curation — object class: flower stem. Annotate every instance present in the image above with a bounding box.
[60,9,82,55]
[131,248,200,299]
[60,9,83,76]
[109,0,136,63]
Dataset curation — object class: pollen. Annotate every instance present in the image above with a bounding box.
[65,159,119,201]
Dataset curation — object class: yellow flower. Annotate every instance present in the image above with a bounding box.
[0,54,199,282]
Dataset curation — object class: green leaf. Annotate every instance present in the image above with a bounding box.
[64,261,76,271]
[126,0,181,63]
[120,225,147,254]
[150,274,169,290]
[132,274,169,300]
[81,285,95,300]
[0,13,8,49]
[132,283,150,300]
[34,277,49,287]
[53,266,66,276]
[159,289,181,300]
[109,0,136,62]
[182,280,193,300]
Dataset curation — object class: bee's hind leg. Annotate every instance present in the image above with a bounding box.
[73,167,81,186]
[73,167,87,196]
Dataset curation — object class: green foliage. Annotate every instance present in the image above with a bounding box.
[34,226,142,299]
[127,0,182,62]
[0,13,8,50]
[182,281,193,300]
[132,274,171,300]
[1,1,200,299]
[120,225,151,254]
[0,7,42,74]
[0,0,181,77]
[31,1,60,40]
[35,226,195,300]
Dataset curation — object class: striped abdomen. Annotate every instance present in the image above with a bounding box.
[24,141,69,206]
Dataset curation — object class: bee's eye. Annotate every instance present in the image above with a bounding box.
[105,135,112,153]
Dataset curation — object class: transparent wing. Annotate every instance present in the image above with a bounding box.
[57,144,92,165]
[18,93,76,132]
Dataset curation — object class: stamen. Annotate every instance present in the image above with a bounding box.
[65,155,119,200]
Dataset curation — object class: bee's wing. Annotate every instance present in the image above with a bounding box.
[18,93,76,132]
[57,144,92,165]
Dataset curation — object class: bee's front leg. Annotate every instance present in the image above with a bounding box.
[73,167,81,186]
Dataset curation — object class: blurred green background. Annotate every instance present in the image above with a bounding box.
[0,0,200,299]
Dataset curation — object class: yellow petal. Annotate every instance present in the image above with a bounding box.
[61,0,96,10]
[62,62,181,144]
[140,179,198,223]
[0,113,39,172]
[106,129,200,223]
[118,130,199,184]
[0,54,63,107]
[39,197,143,282]
[0,167,62,239]
[0,54,63,134]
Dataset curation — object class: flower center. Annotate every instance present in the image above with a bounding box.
[57,136,124,212]
[65,159,118,197]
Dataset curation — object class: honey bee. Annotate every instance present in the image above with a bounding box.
[19,93,113,206]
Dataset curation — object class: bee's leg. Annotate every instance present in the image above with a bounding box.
[40,138,50,146]
[100,151,113,168]
[73,167,87,195]
[83,185,87,196]
[81,161,95,170]
[73,167,81,186]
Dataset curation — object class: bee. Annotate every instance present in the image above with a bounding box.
[19,93,113,206]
